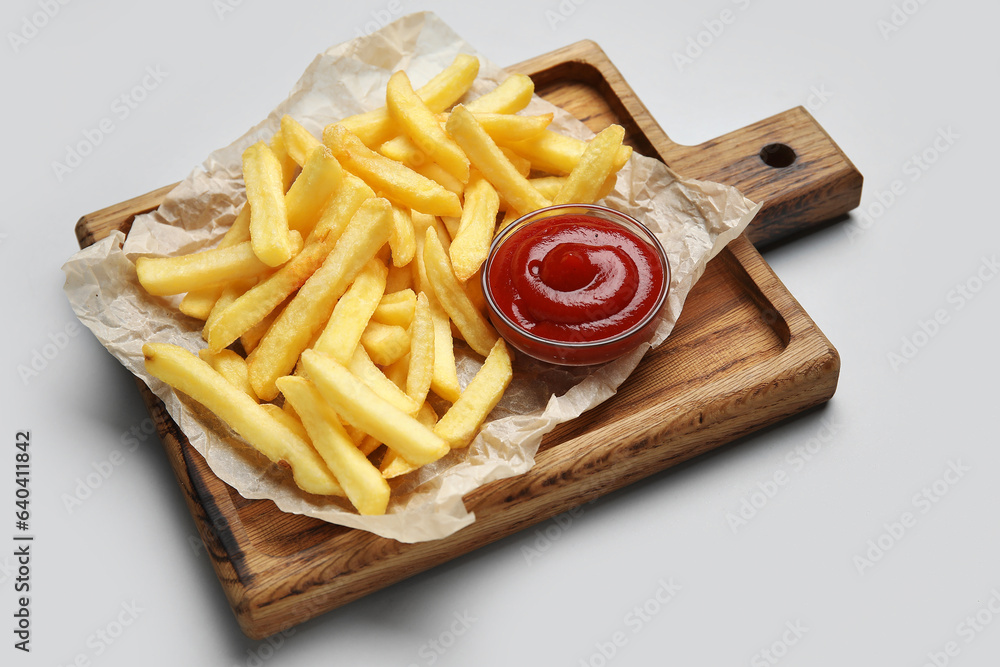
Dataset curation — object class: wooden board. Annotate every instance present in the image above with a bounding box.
[74,40,859,639]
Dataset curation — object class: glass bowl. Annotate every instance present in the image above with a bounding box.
[481,204,670,366]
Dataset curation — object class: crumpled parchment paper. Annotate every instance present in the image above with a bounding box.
[62,12,760,543]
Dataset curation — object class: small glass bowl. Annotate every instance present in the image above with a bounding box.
[481,204,670,366]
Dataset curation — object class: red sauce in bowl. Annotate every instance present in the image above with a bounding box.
[483,206,669,365]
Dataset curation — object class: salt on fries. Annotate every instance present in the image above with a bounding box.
[137,54,631,516]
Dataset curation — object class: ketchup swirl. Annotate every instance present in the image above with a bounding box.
[487,214,664,343]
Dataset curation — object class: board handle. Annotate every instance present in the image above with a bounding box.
[515,41,863,249]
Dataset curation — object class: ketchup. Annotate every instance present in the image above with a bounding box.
[486,214,664,345]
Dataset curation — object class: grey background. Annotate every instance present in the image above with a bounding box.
[3,0,998,665]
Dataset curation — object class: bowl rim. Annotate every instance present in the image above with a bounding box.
[481,203,671,352]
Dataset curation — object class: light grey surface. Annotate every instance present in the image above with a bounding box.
[3,1,998,665]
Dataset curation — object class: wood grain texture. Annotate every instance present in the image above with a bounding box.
[74,41,854,638]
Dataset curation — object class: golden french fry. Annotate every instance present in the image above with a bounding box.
[422,226,498,357]
[308,172,375,243]
[464,73,534,114]
[385,263,414,293]
[410,211,451,294]
[378,136,465,194]
[248,198,392,401]
[142,343,343,496]
[360,320,410,366]
[501,148,532,178]
[277,376,391,515]
[507,128,632,176]
[438,111,552,143]
[260,403,308,442]
[202,276,256,343]
[388,205,416,267]
[324,124,463,217]
[177,204,254,319]
[206,233,336,353]
[312,258,388,364]
[381,402,438,479]
[445,105,551,216]
[434,339,512,449]
[383,353,409,390]
[553,124,626,205]
[335,53,480,147]
[198,348,257,401]
[243,141,295,266]
[427,295,461,403]
[449,172,499,282]
[386,70,470,184]
[270,130,299,192]
[372,288,416,328]
[241,294,287,355]
[465,269,487,314]
[301,350,449,466]
[285,145,344,235]
[135,233,300,297]
[347,346,419,416]
[406,292,434,406]
[527,175,565,200]
[280,115,323,166]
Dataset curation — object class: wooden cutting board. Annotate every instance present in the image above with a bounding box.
[75,40,860,639]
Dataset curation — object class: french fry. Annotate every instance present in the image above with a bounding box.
[506,128,632,176]
[386,70,470,184]
[346,346,419,416]
[280,115,323,166]
[285,145,344,236]
[312,258,388,364]
[205,232,337,353]
[198,348,257,401]
[501,148,532,178]
[438,111,552,143]
[202,276,256,343]
[527,175,565,200]
[372,288,416,328]
[308,172,375,243]
[248,198,392,401]
[385,263,414,293]
[335,53,480,147]
[270,130,299,192]
[464,73,534,114]
[243,141,295,267]
[277,376,391,515]
[406,292,434,406]
[388,205,416,267]
[178,204,253,320]
[449,172,500,282]
[445,105,551,216]
[422,226,498,357]
[465,269,488,314]
[377,136,465,194]
[135,233,300,297]
[381,402,438,479]
[383,353,409,390]
[241,294,288,355]
[260,403,308,442]
[324,124,463,217]
[142,343,343,496]
[553,124,626,205]
[301,350,449,466]
[427,295,461,403]
[434,339,512,449]
[360,320,410,366]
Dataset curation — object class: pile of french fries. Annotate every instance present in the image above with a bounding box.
[136,53,632,516]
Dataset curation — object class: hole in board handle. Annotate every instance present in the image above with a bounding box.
[759,143,797,168]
